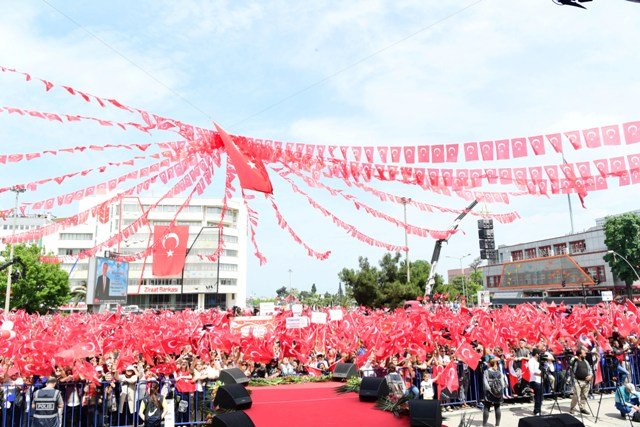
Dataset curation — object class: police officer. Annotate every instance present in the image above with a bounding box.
[31,377,63,427]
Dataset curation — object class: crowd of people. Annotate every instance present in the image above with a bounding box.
[0,300,639,426]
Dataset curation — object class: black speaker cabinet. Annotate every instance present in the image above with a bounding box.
[518,414,584,427]
[219,368,250,386]
[211,410,256,427]
[213,384,253,410]
[332,363,358,380]
[359,377,389,401]
[409,400,442,427]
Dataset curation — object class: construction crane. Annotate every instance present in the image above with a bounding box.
[424,200,478,298]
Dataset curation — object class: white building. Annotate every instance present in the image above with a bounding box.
[40,196,248,310]
[482,212,639,301]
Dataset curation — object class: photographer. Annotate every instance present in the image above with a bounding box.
[569,347,592,415]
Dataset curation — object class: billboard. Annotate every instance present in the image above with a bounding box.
[87,257,129,305]
[500,255,595,290]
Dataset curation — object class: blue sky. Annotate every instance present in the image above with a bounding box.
[1,0,640,297]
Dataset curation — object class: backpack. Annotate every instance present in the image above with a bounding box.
[144,396,163,420]
[486,371,502,398]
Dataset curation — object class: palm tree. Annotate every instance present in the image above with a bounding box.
[69,281,87,306]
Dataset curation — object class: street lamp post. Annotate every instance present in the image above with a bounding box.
[288,269,293,288]
[607,250,640,299]
[4,186,26,313]
[400,197,411,283]
[447,253,471,303]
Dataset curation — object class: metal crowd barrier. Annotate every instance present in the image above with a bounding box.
[0,352,637,426]
[359,351,635,409]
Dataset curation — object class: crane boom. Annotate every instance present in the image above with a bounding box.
[424,200,478,297]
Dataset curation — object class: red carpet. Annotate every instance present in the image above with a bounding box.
[244,381,410,427]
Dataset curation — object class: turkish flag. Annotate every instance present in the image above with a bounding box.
[628,153,640,171]
[593,159,609,178]
[437,361,459,395]
[364,146,374,163]
[479,141,494,161]
[576,162,591,178]
[377,146,388,162]
[215,123,273,194]
[623,121,640,144]
[431,144,445,163]
[601,125,621,146]
[403,146,415,163]
[564,130,582,150]
[446,144,459,162]
[582,128,602,148]
[152,225,189,277]
[464,142,479,161]
[455,341,481,370]
[529,136,546,155]
[390,147,401,163]
[495,140,510,160]
[417,146,430,162]
[511,138,528,158]
[546,133,563,153]
[610,156,626,176]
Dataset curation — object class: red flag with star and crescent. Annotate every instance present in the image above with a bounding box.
[152,225,189,277]
[455,341,481,370]
[215,122,273,194]
[437,361,459,397]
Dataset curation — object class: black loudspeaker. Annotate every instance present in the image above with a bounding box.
[332,363,358,380]
[518,414,584,427]
[359,377,389,401]
[219,368,250,386]
[211,410,256,427]
[213,384,253,410]
[409,400,442,427]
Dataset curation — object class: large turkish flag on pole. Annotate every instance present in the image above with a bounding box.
[152,225,189,277]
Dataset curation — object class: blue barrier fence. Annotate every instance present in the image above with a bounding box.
[0,352,635,426]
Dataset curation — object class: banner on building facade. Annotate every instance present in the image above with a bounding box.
[87,257,129,305]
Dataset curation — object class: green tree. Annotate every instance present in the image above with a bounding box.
[604,213,640,298]
[339,253,430,308]
[337,283,344,299]
[311,283,317,295]
[339,257,381,307]
[275,286,288,299]
[0,244,71,314]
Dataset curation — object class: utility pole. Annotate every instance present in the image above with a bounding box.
[401,197,411,283]
[288,268,293,288]
[4,186,26,313]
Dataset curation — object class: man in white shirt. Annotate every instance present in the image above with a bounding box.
[529,349,543,416]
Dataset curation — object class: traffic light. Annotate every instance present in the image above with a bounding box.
[478,219,497,260]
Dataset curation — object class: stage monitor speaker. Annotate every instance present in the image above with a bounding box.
[518,414,584,427]
[332,363,358,380]
[409,400,442,427]
[359,377,389,401]
[213,384,253,410]
[219,368,250,386]
[211,410,256,427]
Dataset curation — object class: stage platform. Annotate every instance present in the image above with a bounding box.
[244,381,409,427]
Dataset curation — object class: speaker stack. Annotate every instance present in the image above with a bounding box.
[213,383,253,411]
[332,363,358,380]
[210,410,256,427]
[518,414,584,427]
[219,368,250,386]
[408,400,442,427]
[358,377,389,401]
